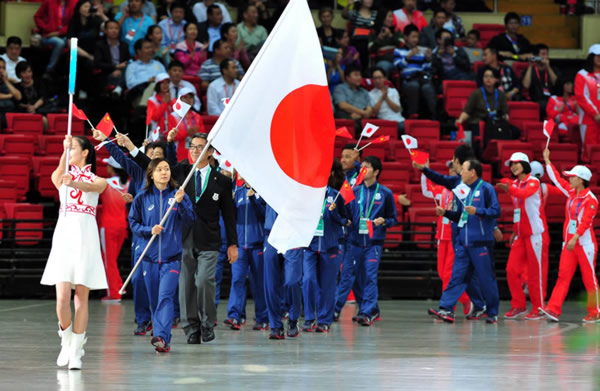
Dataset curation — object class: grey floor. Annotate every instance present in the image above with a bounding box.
[1,299,599,391]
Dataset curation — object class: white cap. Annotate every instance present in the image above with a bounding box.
[178,87,195,98]
[446,160,453,168]
[563,165,592,181]
[530,161,544,178]
[155,72,170,84]
[103,156,123,170]
[504,152,530,167]
[588,44,600,55]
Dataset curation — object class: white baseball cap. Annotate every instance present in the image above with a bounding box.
[103,156,123,170]
[563,165,592,181]
[155,72,170,84]
[588,44,600,55]
[530,161,544,178]
[504,152,530,167]
[178,87,195,98]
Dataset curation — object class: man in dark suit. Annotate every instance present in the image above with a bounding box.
[197,4,224,55]
[94,20,131,96]
[166,131,238,344]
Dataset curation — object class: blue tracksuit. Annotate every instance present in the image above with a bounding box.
[422,167,487,310]
[345,161,362,185]
[128,185,195,343]
[228,187,268,323]
[104,141,151,325]
[440,178,501,316]
[263,204,303,330]
[304,187,348,325]
[215,215,228,308]
[345,181,398,317]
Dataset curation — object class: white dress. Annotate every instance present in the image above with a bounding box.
[41,164,108,290]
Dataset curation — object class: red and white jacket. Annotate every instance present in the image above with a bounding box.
[546,95,578,132]
[574,70,600,128]
[421,174,452,241]
[507,174,546,237]
[547,163,598,247]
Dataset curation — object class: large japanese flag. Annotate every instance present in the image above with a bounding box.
[209,0,335,253]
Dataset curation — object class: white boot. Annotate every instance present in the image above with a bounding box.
[68,332,87,370]
[56,322,72,367]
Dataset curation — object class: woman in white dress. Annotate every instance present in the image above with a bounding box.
[41,135,108,370]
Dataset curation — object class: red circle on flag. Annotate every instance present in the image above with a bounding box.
[175,102,181,110]
[270,84,335,187]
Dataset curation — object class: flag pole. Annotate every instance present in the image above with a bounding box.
[358,141,372,151]
[63,38,78,217]
[145,124,149,141]
[355,134,364,150]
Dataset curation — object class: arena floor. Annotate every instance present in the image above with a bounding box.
[1,299,599,390]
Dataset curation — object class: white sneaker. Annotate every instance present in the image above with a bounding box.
[57,322,72,367]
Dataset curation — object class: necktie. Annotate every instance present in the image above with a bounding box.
[195,170,202,202]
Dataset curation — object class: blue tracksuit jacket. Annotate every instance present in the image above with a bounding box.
[348,181,398,246]
[235,186,266,248]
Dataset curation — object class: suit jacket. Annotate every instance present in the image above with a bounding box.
[94,38,131,74]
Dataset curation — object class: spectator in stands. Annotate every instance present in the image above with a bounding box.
[198,5,225,52]
[419,8,448,49]
[167,87,206,161]
[125,38,167,93]
[207,58,240,116]
[146,25,170,65]
[440,0,464,38]
[457,66,509,136]
[522,44,559,118]
[116,0,155,56]
[333,64,372,120]
[193,0,231,25]
[167,60,200,111]
[477,47,520,101]
[432,29,473,87]
[15,62,52,129]
[158,1,187,54]
[336,30,360,68]
[236,4,268,62]
[94,20,130,97]
[574,44,600,159]
[221,23,250,70]
[369,9,404,77]
[147,72,172,136]
[119,0,157,21]
[199,40,244,91]
[369,68,405,134]
[326,48,345,95]
[317,7,341,48]
[1,37,26,84]
[33,0,76,77]
[174,22,208,76]
[546,78,578,136]
[92,0,114,22]
[0,58,21,128]
[393,0,427,33]
[393,24,436,119]
[463,29,483,64]
[488,12,533,62]
[342,0,377,73]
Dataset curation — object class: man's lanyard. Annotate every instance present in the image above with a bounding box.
[224,82,236,99]
[186,40,197,61]
[195,165,211,202]
[359,183,380,219]
[481,87,498,118]
[130,15,145,32]
[568,196,584,221]
[466,180,483,207]
[320,194,328,218]
[505,34,519,53]
[167,20,183,44]
[534,65,549,88]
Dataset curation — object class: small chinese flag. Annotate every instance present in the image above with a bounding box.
[371,135,390,144]
[456,123,466,142]
[146,101,155,126]
[72,103,88,121]
[96,113,114,137]
[355,166,368,186]
[335,126,353,139]
[339,179,355,204]
[409,150,429,165]
[235,172,245,188]
[366,219,374,238]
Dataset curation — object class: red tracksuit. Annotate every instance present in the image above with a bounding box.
[167,111,206,162]
[148,93,172,138]
[546,95,578,135]
[574,69,600,159]
[99,178,129,299]
[505,174,549,311]
[420,175,469,306]
[546,163,599,317]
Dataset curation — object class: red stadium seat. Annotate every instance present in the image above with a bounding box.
[3,202,44,246]
[96,160,109,178]
[547,143,579,168]
[357,140,385,162]
[380,162,410,186]
[32,157,60,201]
[405,184,436,209]
[37,135,66,156]
[47,114,85,135]
[0,135,35,158]
[404,120,440,143]
[472,24,505,48]
[335,119,356,137]
[361,119,398,140]
[496,191,514,243]
[545,191,565,223]
[472,61,484,76]
[0,180,18,208]
[430,141,460,163]
[508,101,540,131]
[584,144,600,165]
[408,207,437,249]
[511,62,529,79]
[4,113,44,136]
[182,75,202,98]
[443,81,477,118]
[0,156,31,201]
[201,115,219,132]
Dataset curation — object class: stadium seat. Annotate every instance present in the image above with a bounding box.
[508,101,539,131]
[361,119,398,140]
[3,202,44,246]
[472,24,505,48]
[545,191,565,223]
[0,180,18,208]
[357,140,385,162]
[496,191,514,243]
[443,80,477,118]
[96,160,110,178]
[182,75,202,98]
[583,144,600,165]
[429,141,459,163]
[47,114,85,135]
[335,119,356,137]
[380,162,410,185]
[408,207,437,249]
[472,60,484,76]
[482,139,526,164]
[32,157,60,201]
[511,62,529,79]
[4,113,44,136]
[36,135,65,156]
[202,115,219,132]
[542,143,578,168]
[0,156,31,201]
[405,184,436,210]
[404,120,440,144]
[0,135,35,158]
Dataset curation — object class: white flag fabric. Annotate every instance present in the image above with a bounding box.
[452,183,471,201]
[361,122,379,138]
[401,134,418,150]
[150,126,160,142]
[172,97,191,118]
[209,0,335,253]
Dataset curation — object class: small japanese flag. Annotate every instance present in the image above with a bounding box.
[401,134,418,150]
[361,122,379,138]
[150,126,160,142]
[543,119,554,140]
[221,97,230,105]
[173,97,191,118]
[107,177,124,190]
[452,183,471,201]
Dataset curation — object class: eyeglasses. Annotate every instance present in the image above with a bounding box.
[189,144,205,151]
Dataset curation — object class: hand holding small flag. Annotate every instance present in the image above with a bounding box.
[452,183,471,203]
[339,179,355,204]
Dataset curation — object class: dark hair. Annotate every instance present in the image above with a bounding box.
[554,77,573,96]
[15,61,31,77]
[403,24,419,37]
[145,25,162,40]
[363,156,382,178]
[144,158,177,191]
[533,43,549,56]
[372,67,386,78]
[583,179,590,188]
[221,22,236,38]
[433,8,449,18]
[334,29,347,40]
[207,4,221,16]
[242,3,257,16]
[583,53,596,73]
[466,159,482,178]
[213,39,224,51]
[170,1,186,13]
[113,166,129,186]
[168,59,184,70]
[345,64,362,77]
[511,160,531,175]
[6,36,22,47]
[329,158,345,190]
[504,12,520,26]
[482,65,501,80]
[467,29,480,40]
[373,8,392,35]
[73,136,97,174]
[453,144,474,165]
[104,19,120,30]
[435,28,454,42]
[484,46,498,56]
[184,21,198,35]
[71,0,94,33]
[134,38,152,53]
[192,133,208,141]
[220,58,235,74]
[148,141,166,156]
[0,57,5,65]
[318,7,333,18]
[343,143,361,158]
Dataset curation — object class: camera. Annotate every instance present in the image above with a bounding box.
[90,5,97,14]
[530,56,543,62]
